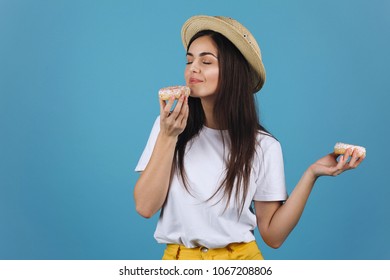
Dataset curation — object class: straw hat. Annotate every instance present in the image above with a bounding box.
[181,15,266,93]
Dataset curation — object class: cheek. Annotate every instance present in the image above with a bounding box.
[209,69,219,84]
[184,67,191,81]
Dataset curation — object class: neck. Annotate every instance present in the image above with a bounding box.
[200,97,219,129]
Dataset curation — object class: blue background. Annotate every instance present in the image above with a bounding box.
[1,0,389,260]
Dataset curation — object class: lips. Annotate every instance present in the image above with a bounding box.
[189,77,203,84]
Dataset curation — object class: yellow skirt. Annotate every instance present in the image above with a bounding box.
[162,241,264,260]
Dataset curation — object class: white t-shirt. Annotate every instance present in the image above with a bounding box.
[135,116,288,249]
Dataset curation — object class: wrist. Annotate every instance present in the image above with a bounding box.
[306,165,320,182]
[157,132,178,146]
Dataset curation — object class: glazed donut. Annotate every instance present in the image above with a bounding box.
[334,142,366,157]
[158,86,190,100]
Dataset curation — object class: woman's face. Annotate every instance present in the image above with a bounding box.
[184,36,219,100]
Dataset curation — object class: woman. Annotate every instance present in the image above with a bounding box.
[134,15,365,260]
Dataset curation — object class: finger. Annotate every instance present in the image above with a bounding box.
[161,96,175,118]
[338,149,351,164]
[159,98,166,115]
[336,148,352,169]
[169,94,185,119]
[352,152,366,168]
[348,149,361,168]
[179,96,189,126]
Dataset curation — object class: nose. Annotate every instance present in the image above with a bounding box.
[189,62,200,73]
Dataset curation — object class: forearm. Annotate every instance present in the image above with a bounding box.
[258,149,365,248]
[262,168,318,247]
[134,132,177,218]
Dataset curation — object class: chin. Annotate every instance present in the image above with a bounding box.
[189,89,216,99]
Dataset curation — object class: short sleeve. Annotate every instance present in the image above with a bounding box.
[253,139,288,201]
[134,116,160,172]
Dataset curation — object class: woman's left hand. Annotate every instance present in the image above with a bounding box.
[308,148,365,178]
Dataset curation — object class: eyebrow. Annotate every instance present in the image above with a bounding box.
[186,52,218,59]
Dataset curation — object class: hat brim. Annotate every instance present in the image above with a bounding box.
[181,15,266,93]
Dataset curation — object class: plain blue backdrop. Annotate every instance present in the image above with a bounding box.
[1,0,389,260]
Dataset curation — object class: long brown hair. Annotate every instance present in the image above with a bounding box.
[175,30,268,215]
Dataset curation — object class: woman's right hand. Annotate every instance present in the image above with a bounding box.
[159,94,189,137]
[134,94,189,218]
